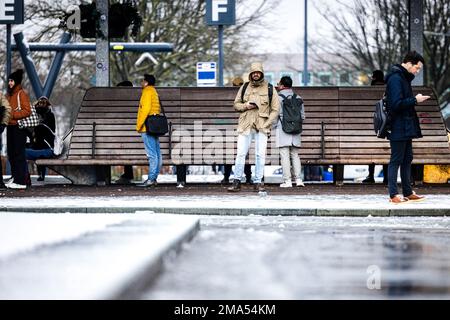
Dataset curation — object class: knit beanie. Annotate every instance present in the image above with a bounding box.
[8,69,23,84]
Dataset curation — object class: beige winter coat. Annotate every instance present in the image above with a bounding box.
[233,62,280,134]
[1,92,11,126]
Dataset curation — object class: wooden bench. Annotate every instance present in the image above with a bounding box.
[37,86,450,185]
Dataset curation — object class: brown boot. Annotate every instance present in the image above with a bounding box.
[254,182,266,192]
[227,179,241,192]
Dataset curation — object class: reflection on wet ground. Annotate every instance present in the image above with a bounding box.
[142,216,450,299]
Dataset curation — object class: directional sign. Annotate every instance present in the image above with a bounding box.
[0,0,24,24]
[205,0,235,26]
[197,62,217,87]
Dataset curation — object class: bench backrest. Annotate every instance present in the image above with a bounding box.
[67,86,449,165]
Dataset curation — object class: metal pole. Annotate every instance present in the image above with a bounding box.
[6,24,11,83]
[96,0,109,87]
[303,0,308,86]
[11,42,174,52]
[218,25,224,87]
[42,33,71,98]
[409,0,424,86]
[14,32,44,98]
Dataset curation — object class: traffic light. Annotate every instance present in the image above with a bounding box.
[78,1,141,39]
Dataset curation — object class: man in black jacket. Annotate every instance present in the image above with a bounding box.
[386,51,430,204]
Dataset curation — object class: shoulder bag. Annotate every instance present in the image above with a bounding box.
[145,98,169,136]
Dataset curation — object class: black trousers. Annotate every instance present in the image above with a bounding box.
[223,164,252,180]
[388,140,413,198]
[176,164,187,184]
[7,125,28,185]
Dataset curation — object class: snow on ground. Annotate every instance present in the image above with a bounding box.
[0,213,200,299]
[0,213,132,260]
[143,215,450,300]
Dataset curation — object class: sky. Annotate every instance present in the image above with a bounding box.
[241,0,347,54]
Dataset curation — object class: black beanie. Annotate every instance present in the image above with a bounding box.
[143,74,155,85]
[117,80,133,87]
[8,69,23,84]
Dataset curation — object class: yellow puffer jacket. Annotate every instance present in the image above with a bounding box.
[136,85,161,133]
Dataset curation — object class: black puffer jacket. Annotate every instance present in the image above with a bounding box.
[31,110,55,150]
[385,64,422,141]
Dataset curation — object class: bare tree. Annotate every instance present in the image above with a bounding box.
[312,0,449,103]
[110,0,277,86]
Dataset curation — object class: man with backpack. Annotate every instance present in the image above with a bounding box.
[274,76,305,188]
[228,62,280,192]
[385,51,430,204]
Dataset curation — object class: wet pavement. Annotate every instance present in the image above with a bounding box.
[142,215,450,300]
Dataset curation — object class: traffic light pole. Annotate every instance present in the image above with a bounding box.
[96,0,109,87]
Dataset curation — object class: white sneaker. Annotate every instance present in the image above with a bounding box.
[5,178,14,186]
[295,179,305,187]
[176,183,185,188]
[7,182,27,189]
[280,181,293,188]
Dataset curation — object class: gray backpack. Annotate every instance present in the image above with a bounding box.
[279,93,303,134]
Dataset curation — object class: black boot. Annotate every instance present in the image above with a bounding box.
[227,179,241,192]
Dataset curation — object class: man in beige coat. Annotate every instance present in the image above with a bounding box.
[228,62,280,192]
[1,91,12,189]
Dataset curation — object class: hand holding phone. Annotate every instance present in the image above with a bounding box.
[247,101,258,109]
[415,93,431,103]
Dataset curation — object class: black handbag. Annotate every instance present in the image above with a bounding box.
[145,98,169,136]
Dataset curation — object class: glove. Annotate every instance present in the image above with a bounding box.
[0,124,5,134]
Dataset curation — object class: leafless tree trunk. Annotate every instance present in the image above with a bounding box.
[312,0,449,103]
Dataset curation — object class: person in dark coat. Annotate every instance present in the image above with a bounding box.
[385,51,430,204]
[25,96,56,182]
[6,69,31,189]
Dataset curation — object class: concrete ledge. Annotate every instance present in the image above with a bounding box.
[0,213,200,299]
[317,209,389,216]
[1,205,450,216]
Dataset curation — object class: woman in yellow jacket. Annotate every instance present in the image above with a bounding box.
[136,74,161,187]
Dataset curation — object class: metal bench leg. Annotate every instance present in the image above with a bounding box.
[333,164,344,186]
[411,164,424,186]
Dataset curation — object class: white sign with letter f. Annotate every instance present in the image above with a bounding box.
[205,0,235,26]
[212,0,228,22]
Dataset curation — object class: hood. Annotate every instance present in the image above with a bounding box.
[248,62,265,86]
[385,64,415,83]
[248,62,264,78]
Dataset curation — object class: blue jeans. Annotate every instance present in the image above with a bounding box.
[388,140,413,198]
[141,133,161,181]
[26,148,54,178]
[233,130,268,184]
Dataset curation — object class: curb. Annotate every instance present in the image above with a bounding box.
[1,206,449,216]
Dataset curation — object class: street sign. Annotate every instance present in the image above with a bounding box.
[0,0,24,24]
[205,0,235,26]
[196,62,217,87]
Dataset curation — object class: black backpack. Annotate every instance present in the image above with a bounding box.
[279,93,304,134]
[373,94,391,139]
[240,82,273,105]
